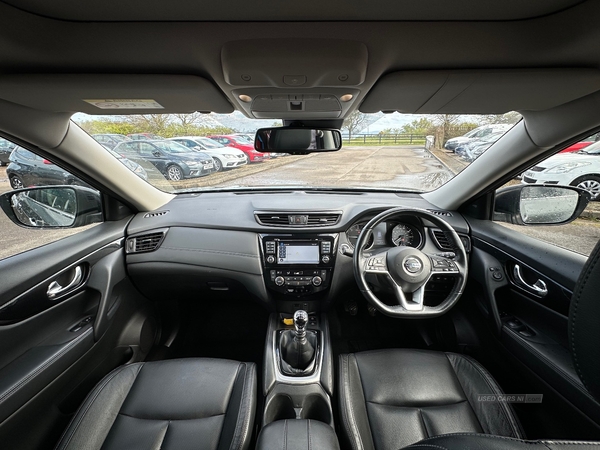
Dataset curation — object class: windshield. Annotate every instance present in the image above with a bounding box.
[194,137,225,149]
[75,112,521,193]
[150,140,192,154]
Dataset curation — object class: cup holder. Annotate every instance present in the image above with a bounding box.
[264,394,296,424]
[264,392,333,427]
[300,394,332,424]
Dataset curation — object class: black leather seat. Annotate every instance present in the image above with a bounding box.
[55,358,256,450]
[339,349,523,450]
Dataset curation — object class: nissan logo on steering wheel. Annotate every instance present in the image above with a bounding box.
[404,257,422,274]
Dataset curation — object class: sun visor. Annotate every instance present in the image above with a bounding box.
[360,69,600,114]
[0,74,233,114]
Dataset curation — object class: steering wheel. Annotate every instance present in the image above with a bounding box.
[353,207,468,318]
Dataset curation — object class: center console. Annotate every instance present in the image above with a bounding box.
[260,234,338,296]
[261,311,337,447]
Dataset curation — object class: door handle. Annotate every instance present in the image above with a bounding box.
[47,266,83,299]
[513,264,548,297]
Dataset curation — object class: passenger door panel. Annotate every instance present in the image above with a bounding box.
[0,218,144,449]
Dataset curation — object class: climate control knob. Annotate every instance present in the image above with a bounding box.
[275,276,285,286]
[312,276,322,286]
[321,255,331,264]
[266,255,275,264]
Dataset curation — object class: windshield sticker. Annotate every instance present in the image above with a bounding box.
[83,99,164,109]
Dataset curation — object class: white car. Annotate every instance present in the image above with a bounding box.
[522,140,600,199]
[445,124,512,151]
[169,136,248,171]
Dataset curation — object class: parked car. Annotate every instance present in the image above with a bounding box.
[522,140,600,199]
[127,133,165,141]
[6,147,88,189]
[113,139,215,180]
[0,137,16,166]
[444,124,512,151]
[456,130,506,161]
[91,133,131,149]
[208,134,270,162]
[168,136,248,171]
[560,132,600,153]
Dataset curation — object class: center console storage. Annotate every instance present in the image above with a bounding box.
[257,419,340,450]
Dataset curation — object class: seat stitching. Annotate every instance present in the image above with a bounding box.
[569,242,600,394]
[340,354,362,450]
[403,445,449,450]
[366,399,469,408]
[118,412,226,421]
[284,419,288,450]
[308,419,312,450]
[447,353,522,438]
[417,408,430,439]
[55,363,143,450]
[417,433,600,446]
[230,362,252,450]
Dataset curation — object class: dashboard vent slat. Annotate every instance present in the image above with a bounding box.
[256,212,341,227]
[427,209,452,217]
[144,210,169,218]
[126,230,167,254]
[431,229,455,251]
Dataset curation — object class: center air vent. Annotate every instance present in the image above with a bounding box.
[126,230,167,253]
[255,212,341,227]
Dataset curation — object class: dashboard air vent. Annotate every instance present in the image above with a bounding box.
[144,210,169,218]
[427,209,452,217]
[255,212,341,227]
[430,229,471,252]
[431,229,455,251]
[126,230,167,254]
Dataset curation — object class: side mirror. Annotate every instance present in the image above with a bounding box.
[494,184,590,225]
[152,151,162,157]
[0,186,103,229]
[254,127,342,154]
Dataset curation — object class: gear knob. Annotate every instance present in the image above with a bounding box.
[293,310,308,338]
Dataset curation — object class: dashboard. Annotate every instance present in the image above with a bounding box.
[123,190,471,313]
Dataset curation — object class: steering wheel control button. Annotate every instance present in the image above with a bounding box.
[404,257,422,274]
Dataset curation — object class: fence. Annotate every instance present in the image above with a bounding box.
[343,134,427,145]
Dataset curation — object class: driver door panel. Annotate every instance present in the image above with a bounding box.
[466,218,600,430]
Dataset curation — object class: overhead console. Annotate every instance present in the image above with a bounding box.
[221,39,367,119]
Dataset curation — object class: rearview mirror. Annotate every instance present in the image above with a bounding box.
[0,186,103,229]
[255,127,342,154]
[494,185,590,225]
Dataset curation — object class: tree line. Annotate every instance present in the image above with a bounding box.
[76,113,233,138]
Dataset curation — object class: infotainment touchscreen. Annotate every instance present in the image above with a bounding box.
[278,242,319,264]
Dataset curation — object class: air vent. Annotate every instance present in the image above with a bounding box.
[255,212,341,227]
[427,209,452,217]
[430,229,455,251]
[126,230,167,254]
[430,229,471,252]
[144,210,169,218]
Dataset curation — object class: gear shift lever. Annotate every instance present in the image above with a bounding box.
[279,310,317,374]
[294,310,308,341]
